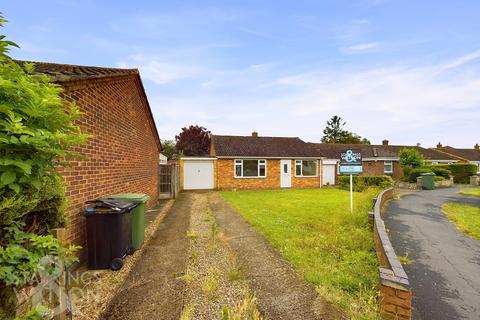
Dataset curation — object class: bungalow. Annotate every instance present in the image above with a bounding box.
[16,60,162,250]
[308,140,461,185]
[308,142,402,185]
[435,143,480,173]
[180,132,323,190]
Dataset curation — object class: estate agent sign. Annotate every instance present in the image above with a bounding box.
[339,149,363,213]
[339,149,363,174]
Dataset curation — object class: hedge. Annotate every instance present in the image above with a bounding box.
[338,175,393,192]
[445,163,478,184]
[408,166,452,183]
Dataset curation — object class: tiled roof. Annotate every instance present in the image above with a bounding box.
[211,135,320,158]
[375,145,461,161]
[307,143,461,161]
[436,146,480,161]
[307,143,398,159]
[14,60,139,82]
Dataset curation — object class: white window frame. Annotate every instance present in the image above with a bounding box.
[384,161,393,174]
[294,160,318,177]
[234,159,267,178]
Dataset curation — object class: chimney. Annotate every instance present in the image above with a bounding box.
[475,143,479,150]
[382,139,389,146]
[437,142,442,149]
[251,131,258,137]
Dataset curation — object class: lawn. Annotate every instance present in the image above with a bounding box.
[442,203,480,240]
[458,189,480,197]
[221,188,380,319]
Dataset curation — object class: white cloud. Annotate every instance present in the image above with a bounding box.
[344,42,381,52]
[118,55,201,85]
[147,50,480,147]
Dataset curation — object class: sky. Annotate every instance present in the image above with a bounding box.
[2,0,480,148]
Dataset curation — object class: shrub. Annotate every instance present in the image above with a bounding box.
[408,168,433,183]
[427,166,451,179]
[446,163,478,184]
[399,148,424,172]
[338,175,393,192]
[0,15,86,319]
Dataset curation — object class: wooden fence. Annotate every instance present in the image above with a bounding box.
[158,164,180,199]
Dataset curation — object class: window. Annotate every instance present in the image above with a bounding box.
[234,159,266,178]
[295,160,317,177]
[384,161,393,174]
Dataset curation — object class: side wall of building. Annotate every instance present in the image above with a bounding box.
[57,75,160,249]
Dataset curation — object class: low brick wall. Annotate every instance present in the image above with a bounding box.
[371,188,412,319]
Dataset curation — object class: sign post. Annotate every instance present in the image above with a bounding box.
[339,149,363,213]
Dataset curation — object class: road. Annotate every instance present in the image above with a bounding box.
[384,187,480,320]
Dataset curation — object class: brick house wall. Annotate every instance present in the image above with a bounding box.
[215,159,322,190]
[336,161,403,183]
[56,74,160,249]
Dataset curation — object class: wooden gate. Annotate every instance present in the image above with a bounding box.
[159,164,180,199]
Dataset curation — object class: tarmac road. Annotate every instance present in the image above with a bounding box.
[384,187,480,320]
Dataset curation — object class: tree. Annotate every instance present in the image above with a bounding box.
[0,15,86,318]
[321,115,370,144]
[161,139,177,159]
[399,148,424,176]
[321,115,346,143]
[175,125,211,156]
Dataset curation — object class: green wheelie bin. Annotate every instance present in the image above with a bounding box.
[103,193,150,250]
[421,172,436,190]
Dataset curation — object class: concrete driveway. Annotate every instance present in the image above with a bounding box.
[384,187,480,320]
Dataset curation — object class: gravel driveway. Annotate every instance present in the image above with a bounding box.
[384,187,480,320]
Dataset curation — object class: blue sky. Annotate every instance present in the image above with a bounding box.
[3,0,480,147]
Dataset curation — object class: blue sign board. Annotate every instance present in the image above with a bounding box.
[339,165,363,174]
[339,149,363,175]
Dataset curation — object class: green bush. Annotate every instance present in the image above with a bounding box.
[0,15,86,319]
[408,168,433,183]
[338,175,393,192]
[428,167,451,179]
[446,163,478,184]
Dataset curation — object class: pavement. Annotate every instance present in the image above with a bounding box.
[384,187,480,320]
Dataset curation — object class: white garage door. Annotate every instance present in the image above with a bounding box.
[322,164,336,185]
[184,160,214,190]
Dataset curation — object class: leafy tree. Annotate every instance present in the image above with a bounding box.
[175,125,211,156]
[161,139,177,159]
[399,148,424,177]
[321,115,370,144]
[0,15,86,318]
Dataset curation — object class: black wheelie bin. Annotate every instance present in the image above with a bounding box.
[85,199,137,271]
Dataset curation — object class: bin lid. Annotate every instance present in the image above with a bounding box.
[420,172,436,176]
[85,199,136,215]
[104,193,150,203]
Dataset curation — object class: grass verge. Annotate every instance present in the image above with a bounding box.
[221,188,380,319]
[458,189,480,197]
[442,203,480,240]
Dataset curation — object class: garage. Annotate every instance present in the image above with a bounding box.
[182,158,215,190]
[322,160,337,185]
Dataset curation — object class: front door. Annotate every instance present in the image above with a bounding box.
[280,159,292,188]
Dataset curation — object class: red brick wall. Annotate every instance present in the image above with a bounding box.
[336,160,403,183]
[215,159,322,190]
[57,75,160,249]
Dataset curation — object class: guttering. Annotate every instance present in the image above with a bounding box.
[180,157,217,161]
[216,156,325,159]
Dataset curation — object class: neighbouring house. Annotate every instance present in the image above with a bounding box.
[16,60,162,252]
[308,139,461,185]
[435,143,480,173]
[159,153,168,164]
[308,142,402,185]
[180,132,323,190]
